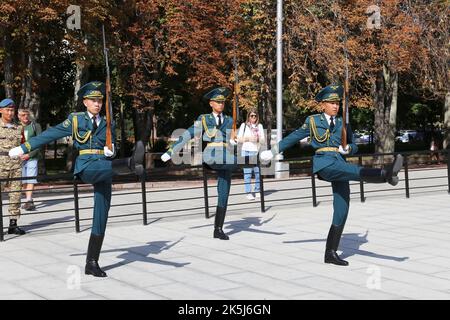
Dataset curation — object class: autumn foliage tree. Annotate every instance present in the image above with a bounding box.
[284,0,427,153]
[1,0,447,158]
[410,0,449,148]
[0,0,71,118]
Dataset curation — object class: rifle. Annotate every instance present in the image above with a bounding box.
[231,49,239,140]
[341,28,350,149]
[102,25,113,150]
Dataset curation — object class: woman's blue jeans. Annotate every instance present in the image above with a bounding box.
[242,150,260,194]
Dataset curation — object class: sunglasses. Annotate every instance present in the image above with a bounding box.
[250,114,257,117]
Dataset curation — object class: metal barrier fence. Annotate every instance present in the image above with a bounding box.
[1,149,449,241]
[271,149,449,208]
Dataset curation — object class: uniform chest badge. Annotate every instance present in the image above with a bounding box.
[63,119,71,128]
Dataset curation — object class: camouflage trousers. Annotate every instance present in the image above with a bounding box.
[0,166,22,219]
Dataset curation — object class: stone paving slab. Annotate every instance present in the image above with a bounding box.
[1,168,450,300]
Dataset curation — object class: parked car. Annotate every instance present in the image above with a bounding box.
[395,130,424,143]
[354,131,371,144]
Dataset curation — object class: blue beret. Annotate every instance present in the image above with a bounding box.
[77,81,105,99]
[0,98,15,108]
[315,84,343,102]
[203,87,231,102]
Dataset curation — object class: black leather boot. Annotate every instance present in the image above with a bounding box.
[213,206,229,240]
[324,225,348,266]
[111,140,145,176]
[360,168,387,183]
[360,154,404,186]
[85,233,107,277]
[384,154,404,186]
[7,219,26,235]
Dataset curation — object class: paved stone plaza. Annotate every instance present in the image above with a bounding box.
[1,167,449,299]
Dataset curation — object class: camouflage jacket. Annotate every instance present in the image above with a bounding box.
[0,118,23,169]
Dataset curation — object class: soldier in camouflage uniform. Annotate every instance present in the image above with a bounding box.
[0,98,25,235]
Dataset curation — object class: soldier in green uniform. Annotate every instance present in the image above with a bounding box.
[9,81,145,277]
[161,87,238,240]
[0,98,26,235]
[261,84,404,266]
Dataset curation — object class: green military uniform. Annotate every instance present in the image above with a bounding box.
[271,85,403,266]
[0,98,25,235]
[11,83,145,277]
[165,87,237,240]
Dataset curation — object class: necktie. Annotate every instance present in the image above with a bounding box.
[217,114,222,127]
[329,116,335,131]
[92,117,98,133]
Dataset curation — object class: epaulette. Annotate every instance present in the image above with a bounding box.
[70,112,85,118]
[312,114,323,122]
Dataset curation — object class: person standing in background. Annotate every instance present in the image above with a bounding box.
[237,110,265,200]
[18,108,42,211]
[0,98,26,235]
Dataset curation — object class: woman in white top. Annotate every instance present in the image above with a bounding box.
[237,110,266,200]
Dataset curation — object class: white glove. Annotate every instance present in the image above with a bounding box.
[229,138,237,146]
[104,144,114,157]
[260,150,274,162]
[161,152,171,162]
[338,145,350,155]
[9,146,24,159]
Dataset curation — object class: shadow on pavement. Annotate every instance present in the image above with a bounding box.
[22,215,74,232]
[189,214,285,237]
[260,189,278,196]
[71,237,190,271]
[284,230,409,262]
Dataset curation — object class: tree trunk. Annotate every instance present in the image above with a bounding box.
[21,35,34,110]
[260,85,274,149]
[73,61,83,110]
[29,61,41,120]
[3,35,14,99]
[66,59,88,171]
[134,107,152,145]
[443,91,450,149]
[151,113,158,147]
[120,101,126,157]
[260,65,275,148]
[265,92,274,147]
[387,71,398,151]
[73,35,89,110]
[373,64,398,154]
